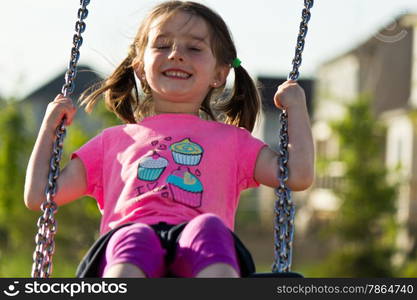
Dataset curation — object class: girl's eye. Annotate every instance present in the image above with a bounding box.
[154,42,171,49]
[189,47,201,51]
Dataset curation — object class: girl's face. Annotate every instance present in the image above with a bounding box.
[140,12,229,113]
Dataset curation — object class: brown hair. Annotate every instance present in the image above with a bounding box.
[80,1,261,132]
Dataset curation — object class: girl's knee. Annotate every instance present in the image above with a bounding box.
[110,223,160,247]
[101,223,166,278]
[122,223,157,240]
[180,213,233,244]
[171,215,240,277]
[190,213,228,231]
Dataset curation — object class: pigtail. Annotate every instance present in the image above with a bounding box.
[215,65,261,132]
[79,47,139,124]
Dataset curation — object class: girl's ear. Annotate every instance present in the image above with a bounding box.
[211,65,230,88]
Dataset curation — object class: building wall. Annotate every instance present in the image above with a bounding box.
[384,113,416,261]
[357,27,412,116]
[22,66,104,133]
[314,54,359,122]
[408,22,417,107]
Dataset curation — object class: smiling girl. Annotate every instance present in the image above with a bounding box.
[24,1,314,278]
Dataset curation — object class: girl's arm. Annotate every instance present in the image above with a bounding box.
[254,80,314,191]
[24,95,87,211]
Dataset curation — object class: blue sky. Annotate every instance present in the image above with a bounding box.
[1,0,417,99]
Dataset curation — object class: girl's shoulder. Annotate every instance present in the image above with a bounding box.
[97,124,140,139]
[210,120,253,135]
[194,117,255,138]
[201,118,246,132]
[101,124,131,134]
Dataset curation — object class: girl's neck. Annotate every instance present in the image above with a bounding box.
[154,109,199,116]
[154,105,199,116]
[152,96,203,117]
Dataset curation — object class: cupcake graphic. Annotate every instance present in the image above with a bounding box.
[167,167,203,208]
[170,138,203,166]
[137,151,168,181]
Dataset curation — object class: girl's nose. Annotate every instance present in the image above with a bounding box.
[168,45,184,62]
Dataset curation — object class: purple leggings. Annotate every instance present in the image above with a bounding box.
[98,213,240,277]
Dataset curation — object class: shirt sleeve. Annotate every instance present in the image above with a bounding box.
[235,127,268,190]
[70,131,104,209]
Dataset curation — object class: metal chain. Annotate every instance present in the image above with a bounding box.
[288,0,314,82]
[31,0,90,278]
[272,0,314,273]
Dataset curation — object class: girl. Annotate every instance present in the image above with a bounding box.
[24,1,314,278]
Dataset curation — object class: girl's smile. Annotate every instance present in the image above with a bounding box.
[162,68,192,80]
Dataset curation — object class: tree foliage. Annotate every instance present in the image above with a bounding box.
[315,94,398,277]
[0,98,107,277]
[0,99,39,276]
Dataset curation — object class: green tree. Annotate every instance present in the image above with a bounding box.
[0,97,108,277]
[0,99,40,276]
[315,94,398,277]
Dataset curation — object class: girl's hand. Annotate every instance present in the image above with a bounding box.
[274,80,306,110]
[43,94,77,129]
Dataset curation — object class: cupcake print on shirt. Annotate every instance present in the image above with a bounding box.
[167,166,203,208]
[137,151,168,181]
[170,138,203,166]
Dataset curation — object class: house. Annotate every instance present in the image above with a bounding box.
[22,65,104,133]
[309,13,417,264]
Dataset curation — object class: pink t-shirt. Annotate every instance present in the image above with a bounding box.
[72,113,267,235]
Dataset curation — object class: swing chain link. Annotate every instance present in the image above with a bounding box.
[31,0,90,278]
[273,0,313,273]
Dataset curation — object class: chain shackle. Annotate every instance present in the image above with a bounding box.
[272,0,313,273]
[31,0,90,278]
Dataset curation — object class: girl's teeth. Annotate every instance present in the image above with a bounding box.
[164,71,190,78]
